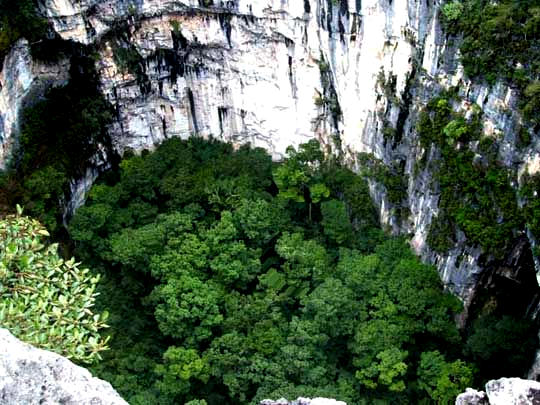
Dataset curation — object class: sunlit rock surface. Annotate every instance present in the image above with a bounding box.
[0,328,128,405]
[456,378,540,405]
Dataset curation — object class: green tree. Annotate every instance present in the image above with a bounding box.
[418,351,474,404]
[0,207,109,363]
[321,199,353,245]
[65,137,476,403]
[155,346,210,397]
[441,1,464,23]
[466,315,538,379]
[273,140,330,220]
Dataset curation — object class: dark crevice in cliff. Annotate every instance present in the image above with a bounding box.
[218,106,227,135]
[304,0,311,14]
[339,0,349,16]
[393,65,416,146]
[218,13,233,47]
[318,57,342,132]
[468,237,540,325]
[0,38,119,229]
[187,88,199,133]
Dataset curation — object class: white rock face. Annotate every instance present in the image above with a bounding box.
[456,378,540,405]
[0,328,128,405]
[486,378,540,405]
[0,39,69,169]
[456,388,489,405]
[39,0,434,161]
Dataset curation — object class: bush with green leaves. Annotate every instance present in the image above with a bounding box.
[0,206,109,363]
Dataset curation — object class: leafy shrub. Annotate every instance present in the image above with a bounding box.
[466,315,538,380]
[0,207,109,363]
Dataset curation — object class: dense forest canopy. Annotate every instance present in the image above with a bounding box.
[0,0,539,403]
[63,138,533,404]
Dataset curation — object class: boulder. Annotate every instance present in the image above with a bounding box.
[0,328,127,405]
[457,378,540,405]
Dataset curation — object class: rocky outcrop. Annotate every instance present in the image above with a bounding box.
[0,39,69,169]
[0,328,128,405]
[456,388,489,405]
[260,398,346,405]
[456,378,540,405]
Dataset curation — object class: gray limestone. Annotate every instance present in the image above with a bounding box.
[456,378,540,405]
[0,328,128,405]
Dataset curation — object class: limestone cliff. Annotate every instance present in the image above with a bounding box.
[0,0,539,359]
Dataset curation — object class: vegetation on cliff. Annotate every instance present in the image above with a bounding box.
[0,46,114,233]
[442,0,540,125]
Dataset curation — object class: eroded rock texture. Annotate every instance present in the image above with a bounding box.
[0,328,128,405]
[456,378,540,405]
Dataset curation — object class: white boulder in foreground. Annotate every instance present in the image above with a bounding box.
[0,328,127,405]
[457,378,540,404]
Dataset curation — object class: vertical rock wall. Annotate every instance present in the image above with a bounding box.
[0,39,69,169]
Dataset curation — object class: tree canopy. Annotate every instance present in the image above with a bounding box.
[67,138,480,404]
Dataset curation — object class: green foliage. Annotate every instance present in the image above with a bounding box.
[522,81,540,124]
[418,351,474,404]
[441,1,464,23]
[357,153,408,207]
[418,95,523,257]
[321,199,353,245]
[0,208,109,363]
[520,173,540,259]
[155,346,210,397]
[67,138,471,404]
[341,239,463,393]
[441,0,540,121]
[0,0,47,57]
[273,140,330,219]
[465,315,538,380]
[111,38,144,76]
[0,52,114,233]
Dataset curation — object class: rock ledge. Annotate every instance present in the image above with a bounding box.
[0,328,127,405]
